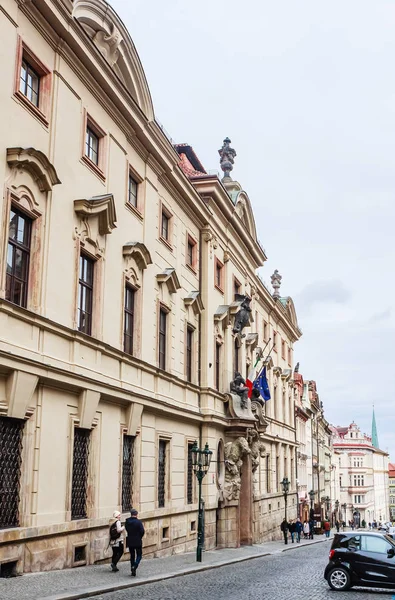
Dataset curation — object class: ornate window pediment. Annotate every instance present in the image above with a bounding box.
[123,242,152,270]
[245,332,259,350]
[74,194,117,235]
[7,147,61,192]
[214,304,230,325]
[184,291,204,315]
[156,268,181,294]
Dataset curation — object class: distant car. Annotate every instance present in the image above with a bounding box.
[324,531,395,591]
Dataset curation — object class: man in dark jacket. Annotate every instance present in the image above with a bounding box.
[125,508,145,576]
[280,519,289,544]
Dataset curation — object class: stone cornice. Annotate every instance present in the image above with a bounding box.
[74,194,117,235]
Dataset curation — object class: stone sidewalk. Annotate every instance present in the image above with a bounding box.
[0,536,328,600]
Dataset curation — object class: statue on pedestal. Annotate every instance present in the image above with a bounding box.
[230,372,249,409]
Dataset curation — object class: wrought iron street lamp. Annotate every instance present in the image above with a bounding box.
[335,500,339,524]
[281,477,290,544]
[191,440,213,562]
[342,503,347,524]
[324,496,330,519]
[309,489,315,516]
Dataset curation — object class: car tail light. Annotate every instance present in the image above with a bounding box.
[329,550,335,560]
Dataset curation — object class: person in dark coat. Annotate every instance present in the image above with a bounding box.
[280,519,289,544]
[125,508,145,576]
[295,518,303,543]
[289,520,296,543]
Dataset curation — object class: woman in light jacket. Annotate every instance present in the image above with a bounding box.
[109,511,125,572]
[303,520,310,539]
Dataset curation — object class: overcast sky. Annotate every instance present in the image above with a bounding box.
[110,0,395,460]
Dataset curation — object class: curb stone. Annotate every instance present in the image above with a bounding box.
[39,538,327,600]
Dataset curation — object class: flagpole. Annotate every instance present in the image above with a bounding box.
[254,342,275,380]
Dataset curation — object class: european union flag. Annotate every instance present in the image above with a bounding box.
[253,367,271,402]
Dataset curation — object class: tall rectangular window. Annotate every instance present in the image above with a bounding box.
[0,417,24,529]
[215,259,223,291]
[234,278,241,299]
[159,309,167,370]
[215,342,221,390]
[273,331,278,352]
[234,340,239,375]
[122,435,135,512]
[20,58,40,107]
[186,326,193,383]
[266,454,271,493]
[78,254,94,335]
[6,208,32,308]
[187,442,194,504]
[128,173,138,208]
[158,440,167,508]
[71,428,90,520]
[85,125,99,165]
[276,456,280,492]
[263,321,268,341]
[281,340,286,359]
[124,285,135,355]
[161,211,169,241]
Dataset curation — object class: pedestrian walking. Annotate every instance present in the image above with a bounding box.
[109,511,125,572]
[125,508,145,577]
[342,520,346,531]
[280,518,289,544]
[295,518,303,543]
[303,520,309,540]
[289,520,296,543]
[309,519,314,540]
[323,520,331,538]
[335,520,340,533]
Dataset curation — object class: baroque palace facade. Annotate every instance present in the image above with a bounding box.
[0,0,302,573]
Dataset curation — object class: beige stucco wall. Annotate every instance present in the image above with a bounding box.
[0,0,302,573]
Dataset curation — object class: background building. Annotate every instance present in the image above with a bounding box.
[389,463,395,521]
[333,419,389,526]
[0,0,301,574]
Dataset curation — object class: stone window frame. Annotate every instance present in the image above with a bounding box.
[185,322,196,384]
[214,333,224,391]
[214,257,224,293]
[273,329,278,353]
[125,162,144,219]
[81,110,107,181]
[14,36,52,127]
[0,189,44,312]
[157,301,171,371]
[185,233,197,273]
[73,241,104,340]
[156,433,172,510]
[65,414,99,522]
[263,320,268,342]
[233,275,242,299]
[159,201,173,251]
[186,438,197,505]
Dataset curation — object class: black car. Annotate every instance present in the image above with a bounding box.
[324,531,395,591]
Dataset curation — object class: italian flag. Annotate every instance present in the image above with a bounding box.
[246,355,262,398]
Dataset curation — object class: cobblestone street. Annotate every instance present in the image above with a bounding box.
[95,543,395,600]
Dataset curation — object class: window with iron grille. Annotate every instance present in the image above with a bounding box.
[158,440,167,508]
[122,435,135,512]
[85,126,99,165]
[187,443,194,504]
[158,309,167,370]
[71,428,90,520]
[128,173,138,208]
[186,326,193,383]
[124,285,135,355]
[6,208,32,308]
[266,454,271,493]
[20,58,40,107]
[78,254,94,335]
[0,418,24,529]
[215,343,221,390]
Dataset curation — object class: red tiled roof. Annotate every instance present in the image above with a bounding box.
[389,463,395,476]
[174,144,207,178]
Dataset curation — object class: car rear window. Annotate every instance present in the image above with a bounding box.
[331,535,361,550]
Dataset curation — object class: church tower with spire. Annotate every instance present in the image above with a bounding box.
[372,406,379,449]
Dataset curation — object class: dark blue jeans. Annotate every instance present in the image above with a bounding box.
[129,545,142,570]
